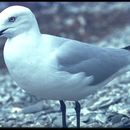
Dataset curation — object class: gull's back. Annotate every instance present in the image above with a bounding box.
[42,34,130,87]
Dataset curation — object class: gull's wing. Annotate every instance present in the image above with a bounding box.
[49,36,130,86]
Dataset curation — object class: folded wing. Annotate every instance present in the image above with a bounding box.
[55,38,130,85]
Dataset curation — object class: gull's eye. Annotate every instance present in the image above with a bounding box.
[8,17,16,22]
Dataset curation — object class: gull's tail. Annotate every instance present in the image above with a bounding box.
[122,45,130,51]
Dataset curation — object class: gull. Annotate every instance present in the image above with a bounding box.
[0,5,130,127]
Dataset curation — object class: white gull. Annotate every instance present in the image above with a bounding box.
[1,5,130,127]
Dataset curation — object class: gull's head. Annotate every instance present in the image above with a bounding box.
[0,5,39,38]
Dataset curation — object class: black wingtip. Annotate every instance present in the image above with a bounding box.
[122,45,130,51]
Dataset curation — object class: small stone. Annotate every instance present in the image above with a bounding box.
[81,108,90,115]
[53,115,62,127]
[64,18,75,26]
[6,119,15,127]
[77,16,86,26]
[95,113,107,123]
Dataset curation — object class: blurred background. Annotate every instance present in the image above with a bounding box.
[1,2,130,127]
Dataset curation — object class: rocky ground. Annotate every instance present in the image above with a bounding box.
[0,2,130,128]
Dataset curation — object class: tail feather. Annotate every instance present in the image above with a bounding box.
[122,45,130,51]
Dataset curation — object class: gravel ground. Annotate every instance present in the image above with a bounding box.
[0,2,130,128]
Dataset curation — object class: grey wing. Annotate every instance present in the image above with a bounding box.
[56,39,130,85]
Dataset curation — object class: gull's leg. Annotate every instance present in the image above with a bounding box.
[75,101,81,128]
[59,100,67,128]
